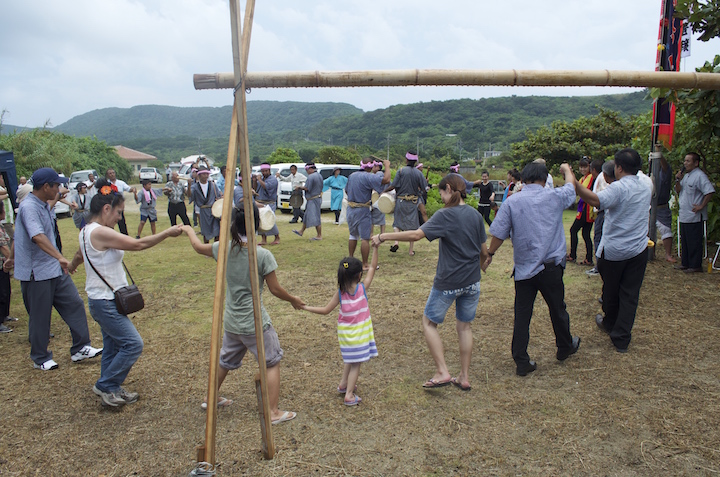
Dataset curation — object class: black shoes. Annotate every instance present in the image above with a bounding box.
[596,315,629,353]
[557,336,581,361]
[595,314,609,334]
[516,361,537,376]
[683,267,703,273]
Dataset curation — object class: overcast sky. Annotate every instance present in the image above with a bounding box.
[2,0,718,128]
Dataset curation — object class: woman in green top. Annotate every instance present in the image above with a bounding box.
[182,202,304,424]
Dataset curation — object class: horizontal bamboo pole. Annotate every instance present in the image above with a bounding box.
[194,69,720,91]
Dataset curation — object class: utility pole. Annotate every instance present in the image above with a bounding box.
[386,134,391,161]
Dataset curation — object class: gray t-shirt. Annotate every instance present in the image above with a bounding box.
[420,205,486,290]
[212,242,278,335]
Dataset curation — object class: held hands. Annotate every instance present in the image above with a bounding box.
[3,259,14,272]
[290,296,305,310]
[559,163,571,175]
[371,234,383,247]
[481,255,492,272]
[180,225,195,235]
[165,225,184,237]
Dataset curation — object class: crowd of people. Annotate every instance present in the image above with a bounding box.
[1,148,715,418]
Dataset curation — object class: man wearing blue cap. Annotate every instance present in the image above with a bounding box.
[14,168,102,371]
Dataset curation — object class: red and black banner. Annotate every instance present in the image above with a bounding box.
[652,0,684,150]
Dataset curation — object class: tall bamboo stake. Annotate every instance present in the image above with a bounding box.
[194,69,720,91]
[196,0,267,468]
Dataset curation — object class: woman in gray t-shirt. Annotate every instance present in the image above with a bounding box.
[372,174,489,392]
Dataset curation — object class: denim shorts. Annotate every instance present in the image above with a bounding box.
[219,325,284,370]
[424,281,481,324]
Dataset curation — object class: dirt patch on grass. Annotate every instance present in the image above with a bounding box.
[1,209,719,476]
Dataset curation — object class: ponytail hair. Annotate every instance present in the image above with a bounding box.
[89,179,125,217]
[437,174,466,208]
[230,201,260,250]
[337,257,363,294]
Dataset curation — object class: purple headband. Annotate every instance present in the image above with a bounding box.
[197,169,211,175]
[415,163,424,169]
[360,160,372,169]
[450,164,459,173]
[260,164,271,170]
[406,152,419,161]
[305,163,316,170]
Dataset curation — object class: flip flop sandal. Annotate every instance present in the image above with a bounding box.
[201,397,233,410]
[451,377,472,391]
[344,394,362,406]
[390,245,399,253]
[337,385,358,394]
[292,230,302,236]
[422,378,452,388]
[271,410,297,424]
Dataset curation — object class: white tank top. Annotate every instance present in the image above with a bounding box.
[80,222,128,300]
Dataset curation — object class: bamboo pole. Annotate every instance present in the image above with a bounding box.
[194,69,720,91]
[229,0,276,459]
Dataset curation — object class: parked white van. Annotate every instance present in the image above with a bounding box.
[276,163,361,212]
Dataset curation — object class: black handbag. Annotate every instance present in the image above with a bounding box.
[82,229,145,315]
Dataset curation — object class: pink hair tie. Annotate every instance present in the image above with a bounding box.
[360,160,372,169]
[405,152,419,161]
[450,165,459,172]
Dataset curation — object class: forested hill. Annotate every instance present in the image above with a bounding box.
[54,102,364,143]
[315,92,651,151]
[6,91,651,163]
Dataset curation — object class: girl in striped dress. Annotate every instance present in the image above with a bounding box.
[303,245,379,406]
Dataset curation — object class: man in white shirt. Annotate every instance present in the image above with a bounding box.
[277,165,306,223]
[105,168,136,235]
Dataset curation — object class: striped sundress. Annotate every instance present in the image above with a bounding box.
[337,283,378,363]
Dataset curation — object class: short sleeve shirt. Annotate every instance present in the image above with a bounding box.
[256,176,278,202]
[14,193,62,281]
[305,171,323,197]
[420,205,486,290]
[679,168,715,223]
[346,171,384,203]
[596,174,652,261]
[212,242,278,335]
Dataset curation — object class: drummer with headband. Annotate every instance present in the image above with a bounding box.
[190,165,221,243]
[345,157,391,270]
[385,151,428,256]
[255,163,280,245]
[292,163,323,240]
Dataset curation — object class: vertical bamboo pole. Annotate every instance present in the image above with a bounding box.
[230,0,276,458]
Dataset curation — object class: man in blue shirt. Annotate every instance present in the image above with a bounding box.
[15,168,102,370]
[571,148,652,353]
[486,162,580,376]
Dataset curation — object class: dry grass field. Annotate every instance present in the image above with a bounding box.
[1,195,719,476]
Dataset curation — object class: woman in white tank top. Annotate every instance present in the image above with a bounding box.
[69,179,183,408]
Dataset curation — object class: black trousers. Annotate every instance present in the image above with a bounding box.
[117,211,128,235]
[679,221,703,269]
[477,204,492,226]
[168,201,191,226]
[569,215,594,262]
[593,211,604,254]
[597,249,648,350]
[0,269,10,319]
[513,262,573,366]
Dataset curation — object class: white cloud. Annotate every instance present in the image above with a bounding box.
[1,0,718,127]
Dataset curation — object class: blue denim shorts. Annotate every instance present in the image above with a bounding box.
[424,281,481,324]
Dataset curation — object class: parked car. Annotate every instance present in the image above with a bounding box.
[277,163,361,212]
[474,179,506,206]
[139,167,163,183]
[68,169,99,192]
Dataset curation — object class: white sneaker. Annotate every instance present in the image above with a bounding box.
[117,387,139,404]
[0,324,13,333]
[71,345,103,362]
[34,359,59,371]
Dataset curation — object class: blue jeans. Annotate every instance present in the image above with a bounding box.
[88,299,144,392]
[424,282,481,324]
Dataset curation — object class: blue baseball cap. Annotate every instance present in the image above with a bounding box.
[31,168,69,186]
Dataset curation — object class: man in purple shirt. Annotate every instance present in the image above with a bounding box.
[486,162,580,376]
